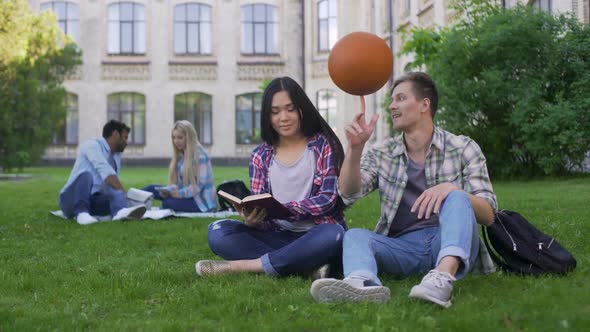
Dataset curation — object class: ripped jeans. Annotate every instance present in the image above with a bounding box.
[207,220,345,277]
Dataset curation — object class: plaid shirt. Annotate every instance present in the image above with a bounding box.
[177,145,218,212]
[340,127,498,273]
[250,134,346,231]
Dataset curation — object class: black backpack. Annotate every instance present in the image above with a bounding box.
[482,210,576,276]
[216,179,251,211]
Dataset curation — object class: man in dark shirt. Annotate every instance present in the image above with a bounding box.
[310,72,497,308]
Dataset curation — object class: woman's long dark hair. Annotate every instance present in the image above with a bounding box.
[260,76,346,211]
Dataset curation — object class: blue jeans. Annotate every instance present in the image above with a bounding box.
[59,172,126,218]
[343,190,480,286]
[143,184,201,212]
[208,219,345,277]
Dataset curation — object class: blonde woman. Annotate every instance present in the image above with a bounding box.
[143,120,217,212]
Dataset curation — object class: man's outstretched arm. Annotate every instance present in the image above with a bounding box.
[340,96,379,196]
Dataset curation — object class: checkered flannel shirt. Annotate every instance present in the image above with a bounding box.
[340,126,498,273]
[250,133,346,231]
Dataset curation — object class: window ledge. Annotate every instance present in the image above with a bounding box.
[102,60,150,65]
[417,3,434,17]
[236,61,285,66]
[169,60,218,66]
[397,19,412,32]
[49,143,79,147]
[237,53,283,64]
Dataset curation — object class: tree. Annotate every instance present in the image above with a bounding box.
[0,0,81,171]
[403,1,590,177]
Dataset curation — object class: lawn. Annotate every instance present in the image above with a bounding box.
[0,167,588,331]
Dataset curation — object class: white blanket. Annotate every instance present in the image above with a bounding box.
[50,208,239,221]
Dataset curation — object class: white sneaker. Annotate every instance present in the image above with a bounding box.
[76,212,99,225]
[409,269,456,308]
[310,276,391,303]
[112,205,146,221]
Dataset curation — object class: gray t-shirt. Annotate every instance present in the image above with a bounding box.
[388,158,439,237]
[269,148,317,232]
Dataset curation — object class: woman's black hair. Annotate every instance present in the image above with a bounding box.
[260,76,346,211]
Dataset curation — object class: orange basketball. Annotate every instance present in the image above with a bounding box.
[328,32,393,96]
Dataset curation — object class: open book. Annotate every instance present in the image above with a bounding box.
[127,188,154,209]
[217,190,293,220]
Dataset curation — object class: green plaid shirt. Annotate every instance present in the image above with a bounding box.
[340,127,498,273]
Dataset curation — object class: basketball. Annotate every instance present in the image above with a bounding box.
[328,32,393,96]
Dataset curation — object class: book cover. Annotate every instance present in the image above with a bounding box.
[217,190,293,220]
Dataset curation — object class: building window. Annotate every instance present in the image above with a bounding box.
[403,0,411,17]
[41,1,80,42]
[241,4,279,55]
[107,92,146,145]
[174,3,212,55]
[53,93,79,145]
[318,0,337,52]
[317,89,337,130]
[502,0,518,8]
[531,0,551,12]
[235,93,262,144]
[108,2,146,55]
[174,92,213,145]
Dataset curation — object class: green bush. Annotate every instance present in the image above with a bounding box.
[0,0,81,171]
[403,1,590,177]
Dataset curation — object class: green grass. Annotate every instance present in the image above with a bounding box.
[0,167,589,331]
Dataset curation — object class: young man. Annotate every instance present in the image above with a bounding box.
[310,72,497,308]
[59,120,146,225]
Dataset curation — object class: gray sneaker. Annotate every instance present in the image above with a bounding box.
[408,269,456,308]
[195,260,232,277]
[310,276,391,303]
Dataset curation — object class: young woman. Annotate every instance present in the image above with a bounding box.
[196,76,346,278]
[143,120,217,212]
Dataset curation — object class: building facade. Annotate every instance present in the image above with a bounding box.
[29,0,589,164]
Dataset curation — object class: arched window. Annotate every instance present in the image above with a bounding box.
[241,4,279,55]
[53,93,79,145]
[107,92,146,145]
[174,92,213,145]
[174,3,212,54]
[317,89,337,129]
[502,0,518,8]
[317,0,337,52]
[41,1,80,42]
[108,2,146,54]
[403,0,411,16]
[235,93,262,144]
[531,0,551,12]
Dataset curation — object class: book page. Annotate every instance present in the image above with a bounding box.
[127,188,153,202]
[242,193,272,202]
[217,190,243,205]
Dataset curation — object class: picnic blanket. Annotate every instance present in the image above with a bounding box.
[50,208,239,221]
